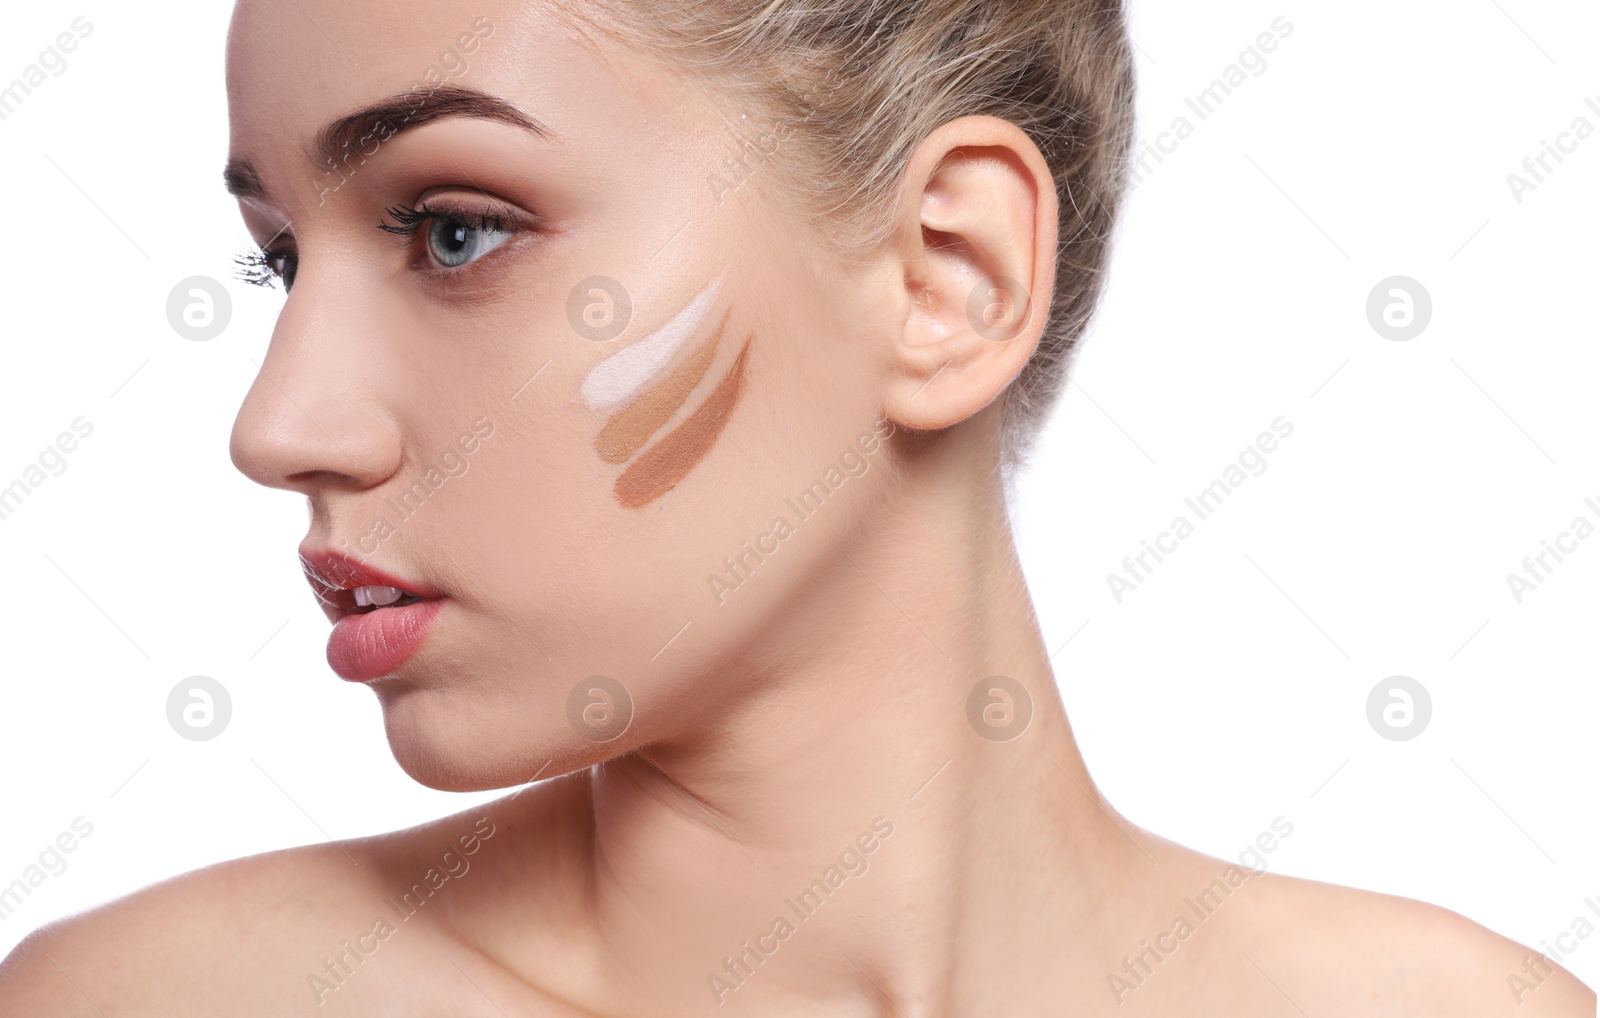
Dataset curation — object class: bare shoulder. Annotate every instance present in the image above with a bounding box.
[0,782,586,1016]
[1236,868,1595,1016]
[0,833,386,1014]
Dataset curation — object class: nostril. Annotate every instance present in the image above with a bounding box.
[229,382,402,496]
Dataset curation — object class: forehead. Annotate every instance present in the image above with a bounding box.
[224,0,689,188]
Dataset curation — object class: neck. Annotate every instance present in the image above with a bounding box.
[567,437,1158,1015]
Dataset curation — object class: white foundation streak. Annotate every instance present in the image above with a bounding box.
[581,276,724,412]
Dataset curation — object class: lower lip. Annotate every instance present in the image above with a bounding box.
[326,600,445,682]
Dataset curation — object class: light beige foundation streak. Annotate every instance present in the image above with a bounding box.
[614,336,753,510]
[595,310,729,465]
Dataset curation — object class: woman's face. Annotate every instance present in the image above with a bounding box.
[225,0,901,790]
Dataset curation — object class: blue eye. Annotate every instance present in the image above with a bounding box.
[425,214,516,268]
[378,200,522,271]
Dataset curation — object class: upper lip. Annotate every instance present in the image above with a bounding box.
[299,546,441,619]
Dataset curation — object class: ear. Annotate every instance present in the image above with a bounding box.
[879,115,1059,432]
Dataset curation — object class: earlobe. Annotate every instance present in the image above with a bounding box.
[880,116,1059,433]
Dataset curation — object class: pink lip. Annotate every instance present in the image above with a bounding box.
[299,547,445,682]
[326,598,445,682]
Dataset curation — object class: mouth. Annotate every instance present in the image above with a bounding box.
[350,585,427,612]
[299,548,441,620]
[299,548,447,682]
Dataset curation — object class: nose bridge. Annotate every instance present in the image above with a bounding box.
[230,275,403,495]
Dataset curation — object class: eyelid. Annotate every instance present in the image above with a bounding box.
[247,218,296,253]
[380,193,537,285]
[386,194,534,237]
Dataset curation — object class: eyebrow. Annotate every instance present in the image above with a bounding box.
[223,83,551,203]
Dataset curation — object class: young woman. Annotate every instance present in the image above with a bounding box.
[2,0,1592,1014]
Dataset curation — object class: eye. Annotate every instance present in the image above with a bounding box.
[378,200,522,272]
[425,215,515,268]
[234,247,298,291]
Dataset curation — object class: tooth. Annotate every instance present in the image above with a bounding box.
[354,587,372,607]
[368,585,404,606]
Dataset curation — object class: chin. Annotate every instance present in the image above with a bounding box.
[374,683,609,793]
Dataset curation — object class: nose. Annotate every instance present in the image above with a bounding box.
[229,274,404,497]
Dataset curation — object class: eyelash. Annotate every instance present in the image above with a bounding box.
[382,199,526,287]
[233,199,528,291]
[235,247,291,289]
[377,199,514,241]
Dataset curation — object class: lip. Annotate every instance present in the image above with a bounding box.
[326,598,445,682]
[299,548,441,615]
[299,547,445,682]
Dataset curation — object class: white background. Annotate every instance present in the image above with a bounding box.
[0,0,1595,992]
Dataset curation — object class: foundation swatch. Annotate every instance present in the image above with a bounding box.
[614,336,753,510]
[595,309,729,465]
[580,276,724,413]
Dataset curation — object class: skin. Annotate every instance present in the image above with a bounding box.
[1,1,1593,1015]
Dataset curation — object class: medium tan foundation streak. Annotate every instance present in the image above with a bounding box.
[614,336,753,510]
[595,310,729,465]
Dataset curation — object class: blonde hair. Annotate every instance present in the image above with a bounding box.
[565,0,1137,471]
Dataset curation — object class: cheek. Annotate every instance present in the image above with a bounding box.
[611,334,753,510]
[420,250,859,658]
[450,402,615,563]
[381,286,880,779]
[577,276,752,512]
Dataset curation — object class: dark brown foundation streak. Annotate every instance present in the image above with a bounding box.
[595,310,730,465]
[614,336,753,510]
